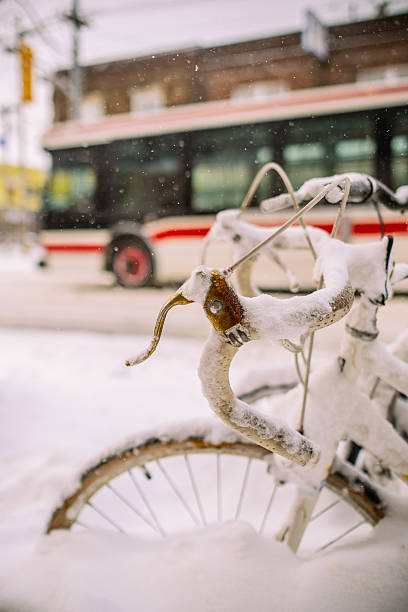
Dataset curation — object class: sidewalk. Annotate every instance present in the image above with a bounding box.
[0,261,406,349]
[0,263,208,337]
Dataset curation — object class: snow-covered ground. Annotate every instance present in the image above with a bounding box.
[0,325,407,611]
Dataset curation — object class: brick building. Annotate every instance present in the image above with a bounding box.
[52,12,408,123]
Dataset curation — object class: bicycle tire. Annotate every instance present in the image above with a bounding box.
[46,423,386,555]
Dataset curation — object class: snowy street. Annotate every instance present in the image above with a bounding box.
[1,251,408,338]
[0,302,407,609]
[0,253,202,336]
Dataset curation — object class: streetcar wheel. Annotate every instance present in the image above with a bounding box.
[112,239,154,288]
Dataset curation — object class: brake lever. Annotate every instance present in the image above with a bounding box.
[203,270,252,346]
[126,267,252,366]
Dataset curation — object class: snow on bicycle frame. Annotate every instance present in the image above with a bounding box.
[126,178,361,468]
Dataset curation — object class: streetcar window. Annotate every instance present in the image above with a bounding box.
[191,126,274,212]
[331,115,376,176]
[45,165,97,212]
[335,139,376,159]
[334,137,376,175]
[282,141,328,189]
[192,157,251,211]
[284,143,325,163]
[391,135,408,156]
[281,118,330,188]
[391,110,408,188]
[281,114,376,189]
[106,135,185,219]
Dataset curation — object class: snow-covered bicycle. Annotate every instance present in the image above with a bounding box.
[46,175,408,557]
[202,164,408,487]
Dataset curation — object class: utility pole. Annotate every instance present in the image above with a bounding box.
[64,0,88,120]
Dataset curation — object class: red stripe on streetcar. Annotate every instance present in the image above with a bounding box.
[352,221,408,234]
[45,244,105,253]
[44,220,408,252]
[148,221,408,241]
[149,227,210,240]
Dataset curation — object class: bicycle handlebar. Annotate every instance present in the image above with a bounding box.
[198,328,321,466]
[125,173,398,469]
[261,173,408,213]
[126,262,355,465]
[373,180,408,211]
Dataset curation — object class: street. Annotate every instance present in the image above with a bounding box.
[0,251,406,349]
[0,253,206,337]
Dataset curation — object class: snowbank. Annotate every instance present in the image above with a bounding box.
[2,515,408,612]
[0,329,407,611]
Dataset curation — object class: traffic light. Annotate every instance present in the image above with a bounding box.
[20,43,33,103]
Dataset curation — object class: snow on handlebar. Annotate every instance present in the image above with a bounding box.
[261,173,408,213]
[124,242,355,467]
[124,179,359,466]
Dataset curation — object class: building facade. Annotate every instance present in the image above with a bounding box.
[52,12,408,124]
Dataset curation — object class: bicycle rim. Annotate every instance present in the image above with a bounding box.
[47,434,385,556]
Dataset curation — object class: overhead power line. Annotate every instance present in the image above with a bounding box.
[10,0,64,55]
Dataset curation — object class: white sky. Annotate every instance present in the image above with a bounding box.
[0,0,407,169]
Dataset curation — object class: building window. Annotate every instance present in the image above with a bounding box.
[130,84,165,113]
[357,64,408,85]
[80,92,104,121]
[230,80,287,101]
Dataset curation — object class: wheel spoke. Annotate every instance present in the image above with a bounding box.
[107,483,159,534]
[157,460,200,526]
[86,500,124,533]
[234,458,252,520]
[184,454,207,525]
[258,483,278,534]
[310,500,340,522]
[216,453,222,522]
[128,470,166,537]
[316,519,367,552]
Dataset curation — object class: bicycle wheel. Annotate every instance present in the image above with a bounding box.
[46,421,386,556]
